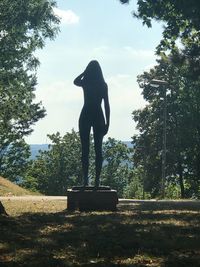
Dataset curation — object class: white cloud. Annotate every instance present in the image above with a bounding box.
[35,80,82,105]
[124,46,155,59]
[91,46,155,61]
[26,80,83,144]
[92,46,109,54]
[105,74,146,141]
[53,8,79,24]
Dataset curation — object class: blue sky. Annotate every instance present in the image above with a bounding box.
[26,0,163,144]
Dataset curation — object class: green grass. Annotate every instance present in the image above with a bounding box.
[0,199,200,266]
[0,176,41,196]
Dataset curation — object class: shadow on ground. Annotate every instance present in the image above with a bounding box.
[0,201,200,267]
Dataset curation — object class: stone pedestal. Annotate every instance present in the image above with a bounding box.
[67,186,118,211]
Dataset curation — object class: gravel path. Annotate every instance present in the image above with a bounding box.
[0,195,200,206]
[0,196,67,201]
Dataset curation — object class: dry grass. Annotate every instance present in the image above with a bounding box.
[1,198,66,216]
[0,176,40,196]
[0,199,200,267]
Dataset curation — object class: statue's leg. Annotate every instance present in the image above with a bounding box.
[93,130,104,188]
[79,119,91,187]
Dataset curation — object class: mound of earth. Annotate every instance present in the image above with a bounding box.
[0,176,39,196]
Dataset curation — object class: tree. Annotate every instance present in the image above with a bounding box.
[23,133,134,197]
[119,1,200,49]
[0,0,59,164]
[123,167,149,199]
[0,139,30,183]
[132,52,200,198]
[101,138,133,197]
[23,130,82,195]
[119,0,200,78]
[118,1,200,197]
[0,0,60,210]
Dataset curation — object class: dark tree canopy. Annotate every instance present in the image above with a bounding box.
[119,0,200,54]
[132,52,200,198]
[0,0,59,141]
[0,0,60,182]
[118,0,200,198]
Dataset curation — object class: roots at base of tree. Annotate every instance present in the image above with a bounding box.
[0,201,8,216]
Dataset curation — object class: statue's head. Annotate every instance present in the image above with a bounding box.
[84,60,104,83]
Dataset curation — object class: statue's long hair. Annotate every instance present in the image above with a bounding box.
[83,60,106,86]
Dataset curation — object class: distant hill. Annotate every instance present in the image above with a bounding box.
[30,141,133,159]
[123,141,133,149]
[0,176,40,196]
[30,144,49,159]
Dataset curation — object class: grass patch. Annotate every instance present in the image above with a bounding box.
[0,200,200,266]
[0,176,41,196]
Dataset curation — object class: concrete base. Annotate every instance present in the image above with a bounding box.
[67,186,118,211]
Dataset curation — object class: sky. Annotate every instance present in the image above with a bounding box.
[25,0,163,144]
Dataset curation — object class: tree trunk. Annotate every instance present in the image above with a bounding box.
[196,153,200,186]
[0,201,7,215]
[178,161,185,198]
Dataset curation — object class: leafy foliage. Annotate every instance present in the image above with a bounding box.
[0,139,30,182]
[101,138,133,197]
[23,131,82,195]
[123,167,149,199]
[119,0,200,198]
[132,53,200,198]
[0,0,60,180]
[119,0,200,85]
[119,0,200,53]
[23,132,134,197]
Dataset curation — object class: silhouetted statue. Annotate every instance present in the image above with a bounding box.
[74,60,110,188]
